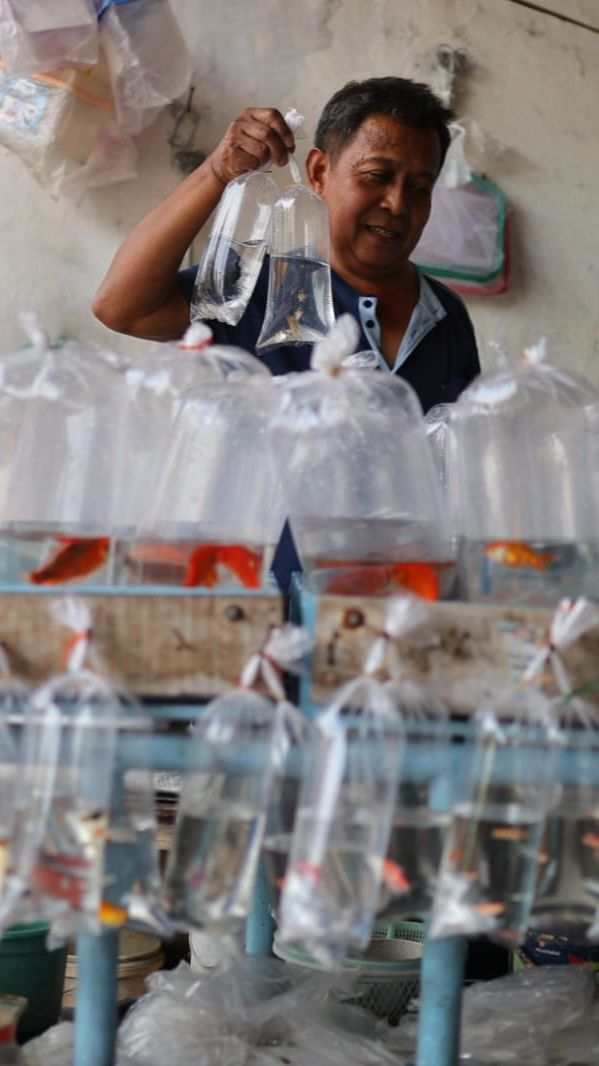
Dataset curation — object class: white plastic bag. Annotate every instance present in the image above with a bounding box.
[98,0,192,135]
[0,0,98,75]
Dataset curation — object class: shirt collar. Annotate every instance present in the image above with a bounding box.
[354,271,447,373]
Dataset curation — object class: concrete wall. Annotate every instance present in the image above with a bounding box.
[1,0,598,378]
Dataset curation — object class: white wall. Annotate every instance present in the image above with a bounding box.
[1,0,598,377]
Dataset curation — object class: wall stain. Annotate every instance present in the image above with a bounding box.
[316,0,344,50]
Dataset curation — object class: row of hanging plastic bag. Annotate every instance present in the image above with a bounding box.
[0,312,451,598]
[4,307,599,606]
[0,0,192,197]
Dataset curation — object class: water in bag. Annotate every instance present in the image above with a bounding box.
[256,184,335,351]
[191,171,278,326]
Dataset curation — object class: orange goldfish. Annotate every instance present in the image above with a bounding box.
[491,826,529,842]
[472,901,506,917]
[184,544,262,589]
[98,900,128,927]
[325,561,440,600]
[32,859,87,907]
[29,536,110,585]
[582,831,599,849]
[484,541,555,571]
[381,858,411,894]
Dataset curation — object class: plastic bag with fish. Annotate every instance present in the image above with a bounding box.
[114,327,273,587]
[515,598,599,939]
[161,691,283,933]
[135,366,276,590]
[448,339,599,603]
[367,597,452,922]
[0,318,126,587]
[18,670,120,941]
[429,686,561,944]
[270,316,452,597]
[162,626,310,931]
[277,673,403,967]
[0,677,38,929]
[256,109,335,351]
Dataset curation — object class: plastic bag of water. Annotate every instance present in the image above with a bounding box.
[191,170,279,326]
[162,689,286,931]
[277,674,403,967]
[429,687,561,944]
[448,340,599,603]
[270,316,452,597]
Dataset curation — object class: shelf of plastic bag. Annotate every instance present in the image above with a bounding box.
[0,585,282,698]
[290,575,599,716]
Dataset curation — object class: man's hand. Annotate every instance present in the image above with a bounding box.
[208,107,295,185]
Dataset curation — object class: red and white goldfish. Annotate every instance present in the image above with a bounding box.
[484,541,555,571]
[381,858,411,894]
[491,825,529,843]
[29,536,110,585]
[325,561,441,600]
[184,543,263,589]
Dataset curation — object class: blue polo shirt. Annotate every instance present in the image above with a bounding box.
[177,259,480,593]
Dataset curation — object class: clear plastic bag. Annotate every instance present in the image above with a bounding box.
[270,316,452,596]
[23,670,118,940]
[191,171,279,326]
[163,691,282,930]
[255,178,335,350]
[0,326,125,586]
[429,689,561,944]
[278,675,403,966]
[450,340,599,603]
[98,0,193,136]
[132,369,275,589]
[367,599,451,922]
[0,0,98,76]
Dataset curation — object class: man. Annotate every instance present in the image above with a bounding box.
[93,77,480,590]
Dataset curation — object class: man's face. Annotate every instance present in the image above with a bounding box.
[307,114,441,286]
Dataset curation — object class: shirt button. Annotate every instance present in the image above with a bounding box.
[365,319,375,328]
[363,299,373,308]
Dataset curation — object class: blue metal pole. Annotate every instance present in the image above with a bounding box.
[245,858,275,956]
[74,930,119,1066]
[416,936,467,1066]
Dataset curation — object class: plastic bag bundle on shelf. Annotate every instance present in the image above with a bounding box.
[117,952,403,1066]
[277,653,404,967]
[428,685,561,945]
[132,343,275,590]
[449,339,599,604]
[162,626,311,932]
[270,315,453,598]
[392,966,598,1065]
[256,108,335,351]
[411,122,510,296]
[0,0,98,75]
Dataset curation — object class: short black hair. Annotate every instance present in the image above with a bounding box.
[314,76,453,169]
